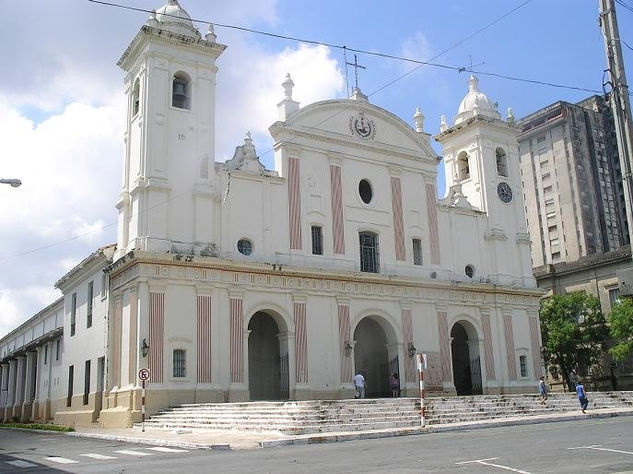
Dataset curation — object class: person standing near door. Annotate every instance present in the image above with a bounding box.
[354,371,366,399]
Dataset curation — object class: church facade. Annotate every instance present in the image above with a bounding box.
[0,0,542,428]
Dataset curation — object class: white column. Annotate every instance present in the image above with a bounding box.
[0,364,8,410]
[14,356,26,407]
[6,360,17,420]
[24,352,36,403]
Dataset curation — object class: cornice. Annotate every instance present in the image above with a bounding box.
[107,251,543,307]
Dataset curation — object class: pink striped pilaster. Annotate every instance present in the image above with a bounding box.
[401,309,416,383]
[149,292,164,383]
[288,157,302,250]
[391,177,406,261]
[437,311,452,382]
[330,165,345,254]
[529,316,542,378]
[294,302,308,384]
[128,290,138,384]
[338,305,352,382]
[503,312,517,381]
[481,312,496,380]
[112,297,122,387]
[426,183,441,265]
[197,295,212,383]
[230,298,244,383]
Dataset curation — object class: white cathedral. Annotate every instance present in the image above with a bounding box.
[0,0,542,428]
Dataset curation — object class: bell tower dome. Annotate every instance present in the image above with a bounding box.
[114,1,226,260]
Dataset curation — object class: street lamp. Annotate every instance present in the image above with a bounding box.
[0,178,22,188]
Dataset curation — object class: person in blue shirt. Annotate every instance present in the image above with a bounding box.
[576,381,589,413]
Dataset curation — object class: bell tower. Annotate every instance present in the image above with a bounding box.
[114,1,226,260]
[436,76,532,285]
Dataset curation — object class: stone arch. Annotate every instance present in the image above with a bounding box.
[351,311,401,398]
[245,307,291,401]
[449,318,483,395]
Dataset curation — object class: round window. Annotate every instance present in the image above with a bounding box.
[465,264,474,279]
[237,239,252,256]
[359,179,373,204]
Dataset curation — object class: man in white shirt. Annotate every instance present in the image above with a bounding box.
[354,371,366,399]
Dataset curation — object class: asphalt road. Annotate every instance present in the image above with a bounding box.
[0,417,632,473]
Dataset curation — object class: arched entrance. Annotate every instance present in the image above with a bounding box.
[451,321,483,395]
[248,311,289,400]
[353,317,398,398]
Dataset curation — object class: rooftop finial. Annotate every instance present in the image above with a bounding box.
[507,107,515,127]
[468,75,479,92]
[413,107,425,133]
[205,23,217,42]
[440,114,447,132]
[147,9,158,27]
[282,73,294,99]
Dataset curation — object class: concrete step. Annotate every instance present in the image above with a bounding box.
[137,391,633,433]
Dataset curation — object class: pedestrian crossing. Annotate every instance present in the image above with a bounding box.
[3,446,189,468]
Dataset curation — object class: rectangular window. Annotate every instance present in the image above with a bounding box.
[519,355,528,377]
[44,345,48,365]
[359,232,380,273]
[67,365,74,408]
[87,281,93,328]
[100,273,107,299]
[173,349,186,378]
[311,225,323,255]
[70,293,77,337]
[412,238,423,265]
[83,360,91,405]
[56,339,60,361]
[609,288,620,308]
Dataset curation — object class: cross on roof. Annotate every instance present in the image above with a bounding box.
[346,54,366,91]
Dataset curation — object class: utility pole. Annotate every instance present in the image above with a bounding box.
[600,0,633,293]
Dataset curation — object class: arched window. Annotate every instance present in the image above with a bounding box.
[496,147,508,177]
[359,231,380,273]
[172,72,191,110]
[457,151,470,180]
[132,79,140,116]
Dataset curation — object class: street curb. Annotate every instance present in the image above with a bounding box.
[258,409,633,448]
[65,431,228,450]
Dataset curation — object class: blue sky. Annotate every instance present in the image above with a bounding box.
[1,0,632,336]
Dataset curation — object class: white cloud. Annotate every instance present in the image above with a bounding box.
[0,286,62,338]
[401,31,434,64]
[215,41,345,164]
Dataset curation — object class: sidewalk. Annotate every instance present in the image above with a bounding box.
[67,406,633,450]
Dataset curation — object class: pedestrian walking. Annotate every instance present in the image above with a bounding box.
[538,376,548,405]
[576,380,589,413]
[390,373,399,398]
[354,371,366,399]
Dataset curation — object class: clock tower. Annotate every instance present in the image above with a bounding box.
[114,1,226,260]
[435,76,532,285]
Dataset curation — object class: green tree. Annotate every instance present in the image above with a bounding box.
[609,297,633,362]
[539,292,609,390]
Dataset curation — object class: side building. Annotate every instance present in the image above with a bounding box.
[518,96,633,390]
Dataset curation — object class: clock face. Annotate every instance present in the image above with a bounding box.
[497,182,513,203]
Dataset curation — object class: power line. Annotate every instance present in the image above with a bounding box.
[87,0,600,94]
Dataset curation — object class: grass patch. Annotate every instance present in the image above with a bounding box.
[0,423,74,432]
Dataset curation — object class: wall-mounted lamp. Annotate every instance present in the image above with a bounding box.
[141,339,150,358]
[407,342,417,358]
[344,340,353,357]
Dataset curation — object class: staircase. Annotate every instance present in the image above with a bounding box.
[424,391,633,425]
[140,398,421,434]
[137,391,633,434]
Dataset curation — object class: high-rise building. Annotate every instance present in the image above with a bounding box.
[517,95,628,268]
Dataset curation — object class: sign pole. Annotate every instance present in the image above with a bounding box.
[142,379,146,433]
[138,368,150,433]
[417,354,425,427]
